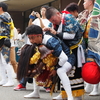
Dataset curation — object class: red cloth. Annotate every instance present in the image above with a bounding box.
[61,11,71,14]
[82,62,100,84]
[61,11,71,25]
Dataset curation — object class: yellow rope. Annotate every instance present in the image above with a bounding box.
[70,37,83,50]
[4,21,14,39]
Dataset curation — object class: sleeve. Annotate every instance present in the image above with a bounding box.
[0,15,9,22]
[45,37,68,66]
[57,32,75,39]
[0,13,13,39]
[61,14,83,39]
[32,18,39,25]
[0,13,11,23]
[64,14,79,33]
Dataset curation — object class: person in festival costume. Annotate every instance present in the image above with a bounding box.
[20,5,53,97]
[82,0,100,96]
[14,5,51,92]
[77,0,100,96]
[0,2,15,87]
[17,24,76,100]
[44,4,85,100]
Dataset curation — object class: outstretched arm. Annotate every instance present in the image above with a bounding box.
[28,11,36,26]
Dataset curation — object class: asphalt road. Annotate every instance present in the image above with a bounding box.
[0,72,100,100]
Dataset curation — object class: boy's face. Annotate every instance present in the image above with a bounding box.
[49,12,62,25]
[28,34,42,44]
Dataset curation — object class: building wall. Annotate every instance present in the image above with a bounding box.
[8,0,84,33]
[60,0,84,12]
[9,0,61,33]
[9,11,24,33]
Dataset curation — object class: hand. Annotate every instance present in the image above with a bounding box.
[49,69,56,77]
[49,28,57,35]
[43,27,57,35]
[31,11,36,16]
[43,27,51,32]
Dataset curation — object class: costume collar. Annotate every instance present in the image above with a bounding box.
[61,11,71,14]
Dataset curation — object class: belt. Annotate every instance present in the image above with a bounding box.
[70,37,83,50]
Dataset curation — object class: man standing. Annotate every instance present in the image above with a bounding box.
[45,5,85,100]
[0,2,14,87]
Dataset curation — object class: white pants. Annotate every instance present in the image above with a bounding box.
[0,52,13,83]
[57,62,73,100]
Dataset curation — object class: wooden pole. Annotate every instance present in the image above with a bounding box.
[78,0,82,6]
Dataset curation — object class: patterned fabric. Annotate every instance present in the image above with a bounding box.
[43,34,76,67]
[87,0,100,66]
[77,10,92,58]
[0,46,10,63]
[61,48,84,98]
[62,14,84,47]
[0,12,11,39]
[77,10,89,32]
[78,10,92,43]
[0,12,13,63]
[83,18,91,39]
[57,12,85,98]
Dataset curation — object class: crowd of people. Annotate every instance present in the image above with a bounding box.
[0,0,100,100]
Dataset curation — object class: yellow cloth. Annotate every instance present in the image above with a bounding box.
[70,37,83,50]
[0,36,8,39]
[4,21,14,39]
[83,18,91,38]
[30,47,58,67]
[30,47,41,64]
[42,53,58,68]
[61,89,85,98]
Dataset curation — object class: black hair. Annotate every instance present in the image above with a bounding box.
[17,44,37,81]
[25,25,43,35]
[66,2,79,12]
[17,28,21,34]
[0,2,8,12]
[45,6,58,19]
[40,5,49,10]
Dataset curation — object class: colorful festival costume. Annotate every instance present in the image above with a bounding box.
[82,0,100,84]
[0,12,14,63]
[78,9,92,53]
[17,44,58,88]
[87,0,100,65]
[0,10,14,86]
[17,30,76,100]
[54,11,85,98]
